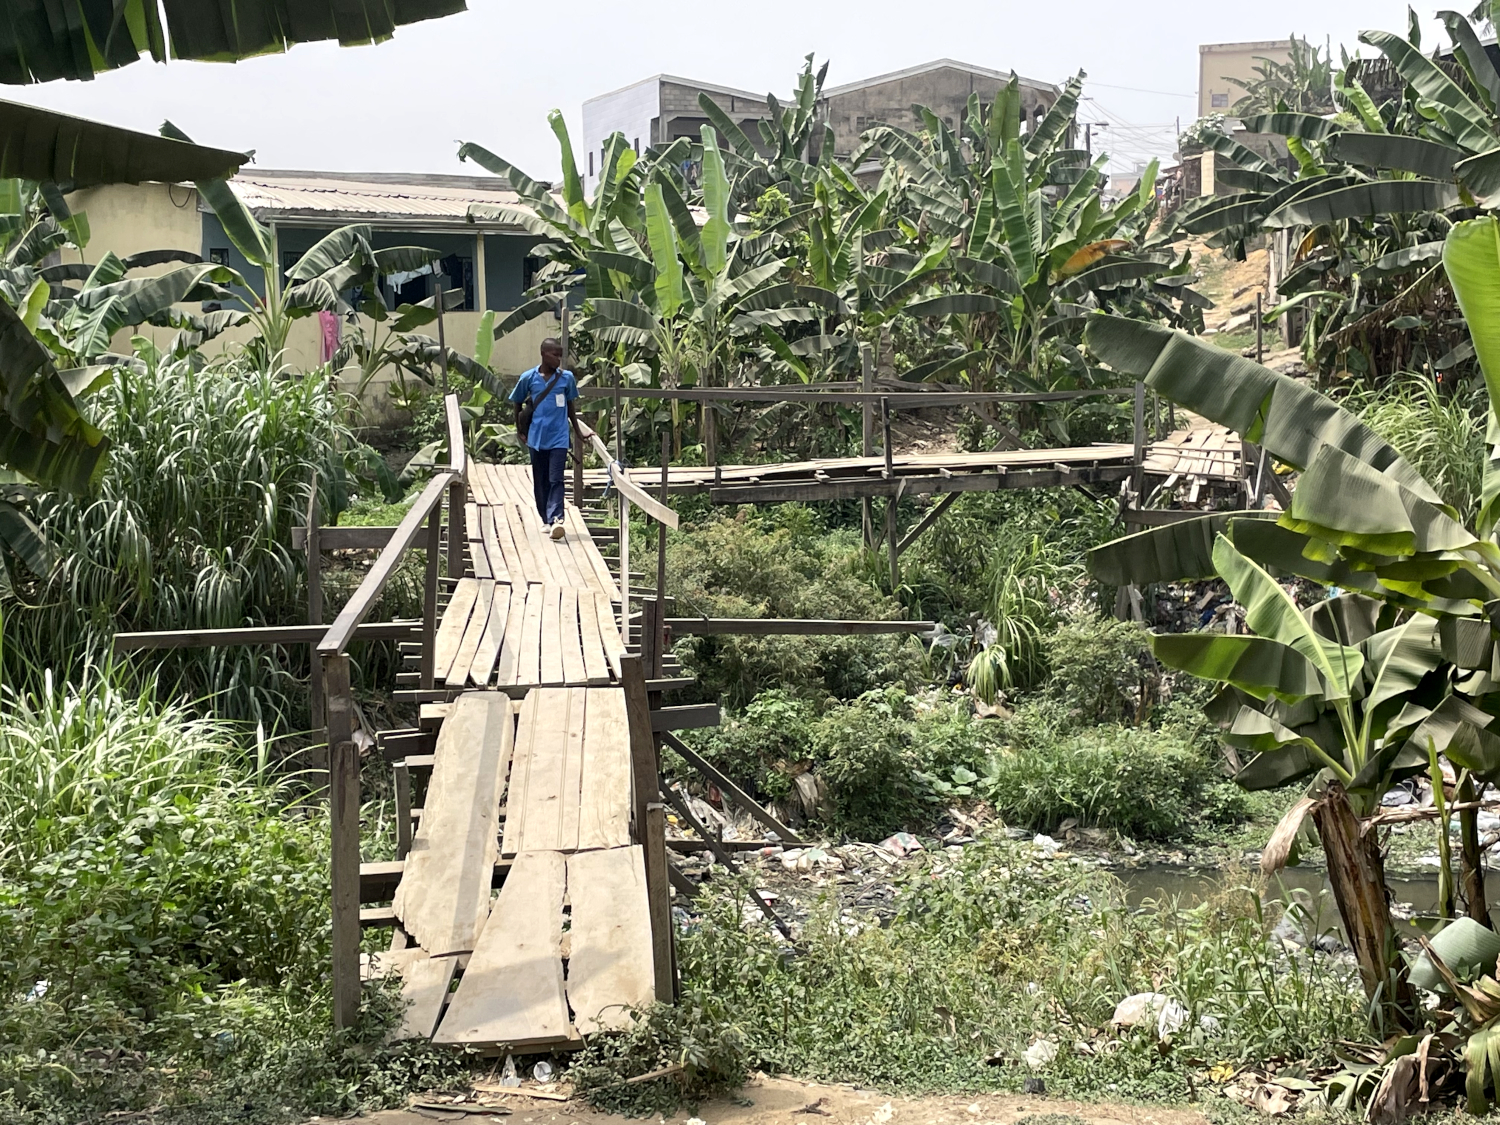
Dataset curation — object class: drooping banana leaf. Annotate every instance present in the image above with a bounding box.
[1240,112,1342,142]
[1151,633,1322,702]
[1444,218,1500,436]
[1326,131,1465,180]
[1360,28,1500,153]
[1087,510,1276,586]
[0,100,244,186]
[905,292,1005,317]
[1084,315,1443,505]
[161,121,272,268]
[1263,179,1461,228]
[1441,9,1500,113]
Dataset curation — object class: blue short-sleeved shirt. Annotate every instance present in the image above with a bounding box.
[508,366,578,451]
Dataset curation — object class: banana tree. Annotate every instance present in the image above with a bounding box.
[1084,211,1500,1030]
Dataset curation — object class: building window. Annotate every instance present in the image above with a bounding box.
[209,247,229,265]
[1211,92,1229,108]
[588,150,594,176]
[633,137,639,154]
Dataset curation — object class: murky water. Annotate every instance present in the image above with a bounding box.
[1119,864,1491,938]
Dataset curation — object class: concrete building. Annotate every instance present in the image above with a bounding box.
[821,59,1059,160]
[1197,40,1292,118]
[581,59,1062,190]
[62,170,556,421]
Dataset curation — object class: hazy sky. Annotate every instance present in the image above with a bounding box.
[13,1,1454,181]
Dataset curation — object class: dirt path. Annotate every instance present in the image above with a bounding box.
[351,1075,1205,1125]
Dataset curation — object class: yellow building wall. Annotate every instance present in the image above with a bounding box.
[1198,40,1292,118]
[58,183,559,426]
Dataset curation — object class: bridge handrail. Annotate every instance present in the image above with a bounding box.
[587,431,679,530]
[317,394,467,658]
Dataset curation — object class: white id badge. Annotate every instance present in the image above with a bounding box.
[554,393,565,408]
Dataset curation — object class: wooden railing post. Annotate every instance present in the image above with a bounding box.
[881,396,898,588]
[444,396,467,581]
[325,653,361,1030]
[861,343,874,549]
[622,654,674,1000]
[420,502,442,690]
[657,427,670,672]
[1131,379,1146,498]
[306,473,326,771]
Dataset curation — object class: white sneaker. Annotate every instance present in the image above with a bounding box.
[550,519,566,541]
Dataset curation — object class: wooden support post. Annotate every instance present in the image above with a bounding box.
[641,597,661,681]
[861,343,874,549]
[394,759,413,861]
[660,782,791,939]
[623,654,675,999]
[619,488,630,639]
[1131,380,1146,498]
[325,654,361,1030]
[447,482,466,580]
[657,428,670,675]
[420,504,442,690]
[897,491,959,556]
[881,397,898,588]
[306,474,326,770]
[432,260,448,397]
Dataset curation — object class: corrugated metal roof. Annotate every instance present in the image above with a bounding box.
[217,169,535,229]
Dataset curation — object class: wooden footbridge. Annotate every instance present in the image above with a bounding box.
[110,376,1252,1050]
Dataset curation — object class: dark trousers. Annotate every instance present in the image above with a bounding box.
[530,446,568,523]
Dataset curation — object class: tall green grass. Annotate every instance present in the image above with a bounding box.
[2,347,411,728]
[1352,374,1486,521]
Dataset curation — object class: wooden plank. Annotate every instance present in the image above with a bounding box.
[505,687,571,855]
[432,850,574,1048]
[578,592,611,687]
[501,502,541,586]
[550,520,586,590]
[651,704,720,731]
[392,693,514,956]
[643,802,675,999]
[366,949,460,1040]
[451,582,493,686]
[516,583,545,686]
[577,688,631,851]
[492,504,528,586]
[539,584,565,687]
[467,462,495,506]
[559,586,587,686]
[566,846,655,1033]
[499,692,540,858]
[292,524,401,551]
[568,507,616,599]
[520,505,560,586]
[495,583,529,687]
[431,578,479,684]
[557,687,587,852]
[469,583,510,687]
[592,592,627,679]
[481,503,509,584]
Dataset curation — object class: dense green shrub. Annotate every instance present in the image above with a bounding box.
[982,706,1246,840]
[1040,611,1154,725]
[667,506,923,705]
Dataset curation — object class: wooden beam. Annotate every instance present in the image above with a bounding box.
[897,492,960,555]
[660,783,790,938]
[650,704,721,732]
[326,655,361,1031]
[643,802,676,1000]
[115,620,420,652]
[360,858,511,902]
[318,471,456,657]
[658,730,804,845]
[292,524,401,551]
[664,617,933,636]
[706,464,1133,504]
[577,386,1135,406]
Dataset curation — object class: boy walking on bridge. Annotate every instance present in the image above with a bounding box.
[510,338,592,540]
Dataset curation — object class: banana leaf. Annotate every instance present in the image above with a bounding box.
[1214,167,1285,194]
[1360,28,1499,153]
[905,292,1005,317]
[1264,179,1460,228]
[1084,315,1443,504]
[1240,112,1342,142]
[1444,218,1500,431]
[1087,510,1275,586]
[1152,633,1323,702]
[1327,131,1465,180]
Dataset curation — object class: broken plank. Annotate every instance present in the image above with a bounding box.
[393,693,514,956]
[495,582,528,687]
[578,591,611,686]
[504,687,573,855]
[516,583,544,686]
[452,582,493,687]
[432,578,480,684]
[432,850,574,1048]
[365,949,460,1040]
[557,687,587,852]
[559,586,587,686]
[499,691,540,858]
[468,583,510,687]
[539,584,565,686]
[566,846,655,1032]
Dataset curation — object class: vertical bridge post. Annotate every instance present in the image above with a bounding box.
[325,654,360,1030]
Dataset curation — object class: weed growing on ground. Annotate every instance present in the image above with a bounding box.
[658,840,1366,1103]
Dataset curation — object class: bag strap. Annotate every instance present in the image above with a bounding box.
[529,370,562,406]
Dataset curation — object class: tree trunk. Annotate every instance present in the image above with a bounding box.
[1459,774,1491,928]
[1312,783,1415,1031]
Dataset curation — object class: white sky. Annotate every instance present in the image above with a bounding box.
[12,1,1454,182]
